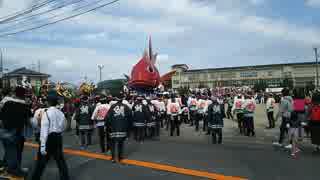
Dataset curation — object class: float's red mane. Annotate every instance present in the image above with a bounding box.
[129,37,160,88]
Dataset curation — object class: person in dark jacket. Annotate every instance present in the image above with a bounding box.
[62,99,73,132]
[74,95,94,149]
[132,97,149,143]
[146,98,157,138]
[0,86,32,177]
[105,97,132,163]
[207,96,224,144]
[310,91,320,152]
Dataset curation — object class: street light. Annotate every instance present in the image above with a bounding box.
[2,68,9,89]
[314,48,319,89]
[98,65,104,82]
[0,48,3,74]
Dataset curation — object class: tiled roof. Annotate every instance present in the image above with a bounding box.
[5,67,50,77]
[160,70,176,82]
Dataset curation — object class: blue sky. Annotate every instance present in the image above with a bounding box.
[0,0,320,84]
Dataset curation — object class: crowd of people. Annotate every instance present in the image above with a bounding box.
[0,84,320,179]
[271,88,320,158]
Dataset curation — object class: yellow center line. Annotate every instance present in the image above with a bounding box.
[24,142,247,180]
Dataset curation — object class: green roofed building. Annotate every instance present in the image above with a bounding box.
[97,79,126,96]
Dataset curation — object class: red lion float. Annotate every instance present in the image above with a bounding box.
[129,37,160,89]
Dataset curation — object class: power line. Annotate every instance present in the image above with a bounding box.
[0,0,87,32]
[0,0,58,24]
[0,0,52,20]
[0,0,121,37]
[38,60,41,73]
[0,0,112,34]
[1,0,86,25]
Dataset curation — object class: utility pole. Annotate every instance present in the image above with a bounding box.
[0,48,3,88]
[314,48,319,88]
[98,65,104,82]
[0,48,3,77]
[31,62,36,71]
[38,60,40,73]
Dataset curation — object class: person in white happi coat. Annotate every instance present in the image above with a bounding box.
[188,95,198,127]
[167,96,181,136]
[91,95,111,153]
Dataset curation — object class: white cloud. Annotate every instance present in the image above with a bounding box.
[124,0,320,45]
[248,0,265,5]
[306,0,320,7]
[72,13,188,36]
[51,59,73,70]
[2,41,139,83]
[236,16,320,45]
[0,0,36,17]
[157,54,169,63]
[5,0,318,45]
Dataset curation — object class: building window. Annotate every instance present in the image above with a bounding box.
[268,71,273,76]
[240,71,258,78]
[17,76,22,84]
[221,72,235,79]
[188,75,196,81]
[283,72,292,77]
[173,80,180,84]
[210,74,216,79]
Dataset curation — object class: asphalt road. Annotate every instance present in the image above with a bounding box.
[1,104,320,180]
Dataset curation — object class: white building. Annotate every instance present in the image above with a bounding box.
[171,62,318,89]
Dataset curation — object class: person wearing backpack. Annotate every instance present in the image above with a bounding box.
[309,91,320,152]
[273,88,293,147]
